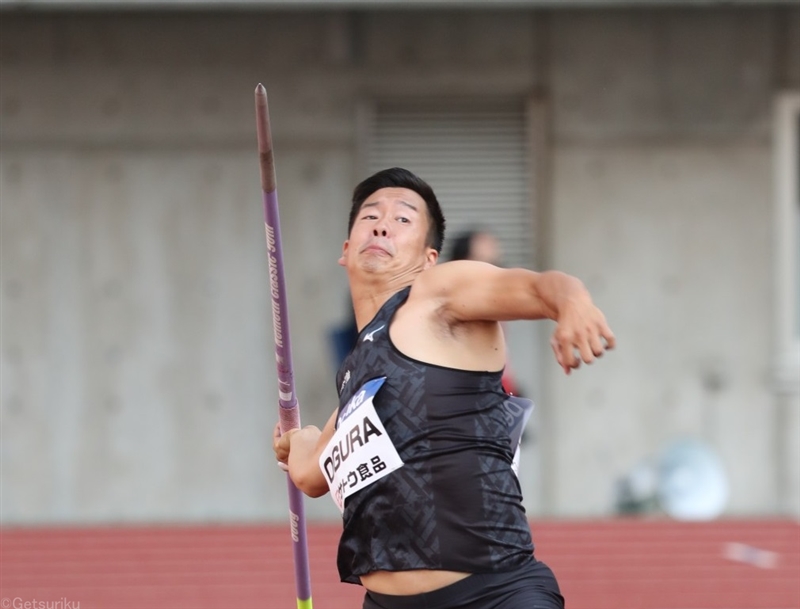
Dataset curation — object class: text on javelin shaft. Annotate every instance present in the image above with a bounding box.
[266,223,283,349]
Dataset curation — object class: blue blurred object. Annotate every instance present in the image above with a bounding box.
[328,322,358,370]
[657,438,730,521]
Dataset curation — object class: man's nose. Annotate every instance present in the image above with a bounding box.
[372,221,389,237]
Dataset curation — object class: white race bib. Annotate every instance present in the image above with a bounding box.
[319,377,404,513]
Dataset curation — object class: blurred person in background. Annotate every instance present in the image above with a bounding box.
[448,229,501,268]
[274,168,614,609]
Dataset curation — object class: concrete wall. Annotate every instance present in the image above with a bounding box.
[547,9,800,516]
[1,6,798,523]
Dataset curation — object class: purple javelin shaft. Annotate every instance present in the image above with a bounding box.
[255,84,313,606]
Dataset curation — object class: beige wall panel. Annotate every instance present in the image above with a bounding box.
[0,65,358,146]
[551,9,776,141]
[550,144,774,516]
[0,145,350,522]
[360,11,536,70]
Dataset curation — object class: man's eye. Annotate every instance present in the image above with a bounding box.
[362,214,378,220]
[397,217,410,223]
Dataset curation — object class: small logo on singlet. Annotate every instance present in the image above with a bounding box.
[340,370,350,393]
[363,324,385,342]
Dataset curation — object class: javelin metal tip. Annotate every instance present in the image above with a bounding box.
[254,84,276,192]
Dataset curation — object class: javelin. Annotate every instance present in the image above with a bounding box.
[254,83,313,609]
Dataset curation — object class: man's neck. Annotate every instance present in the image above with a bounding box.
[349,276,412,331]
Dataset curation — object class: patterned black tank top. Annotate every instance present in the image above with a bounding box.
[334,286,534,584]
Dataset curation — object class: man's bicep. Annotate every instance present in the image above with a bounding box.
[432,262,552,322]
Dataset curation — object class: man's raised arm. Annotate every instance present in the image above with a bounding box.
[421,261,616,374]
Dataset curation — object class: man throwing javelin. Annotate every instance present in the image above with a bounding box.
[273,167,615,609]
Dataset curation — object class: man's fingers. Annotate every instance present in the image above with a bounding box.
[550,335,567,369]
[578,338,596,365]
[602,326,617,350]
[272,422,293,466]
[550,337,570,375]
[551,310,615,374]
[589,333,605,358]
[552,332,583,375]
[559,330,588,368]
[554,333,576,367]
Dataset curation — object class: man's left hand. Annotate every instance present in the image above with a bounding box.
[550,298,615,375]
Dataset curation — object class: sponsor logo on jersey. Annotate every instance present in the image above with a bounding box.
[362,324,385,342]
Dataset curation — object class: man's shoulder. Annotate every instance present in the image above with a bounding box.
[408,264,446,302]
[410,260,489,297]
[405,263,467,325]
[413,259,468,284]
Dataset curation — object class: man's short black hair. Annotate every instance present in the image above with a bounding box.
[348,167,446,254]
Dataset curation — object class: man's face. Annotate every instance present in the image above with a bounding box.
[339,187,438,277]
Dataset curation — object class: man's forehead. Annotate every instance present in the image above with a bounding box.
[361,187,424,210]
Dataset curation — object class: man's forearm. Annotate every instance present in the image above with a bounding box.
[533,271,592,321]
[287,426,329,497]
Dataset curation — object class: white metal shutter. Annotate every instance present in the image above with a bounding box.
[365,99,532,268]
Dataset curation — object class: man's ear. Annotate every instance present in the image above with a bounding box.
[423,248,439,270]
[338,240,349,267]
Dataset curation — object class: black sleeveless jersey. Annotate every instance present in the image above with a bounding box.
[334,286,534,584]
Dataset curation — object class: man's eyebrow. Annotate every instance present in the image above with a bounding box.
[361,200,419,212]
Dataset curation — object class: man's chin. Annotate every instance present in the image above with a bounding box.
[356,257,392,275]
[360,261,384,274]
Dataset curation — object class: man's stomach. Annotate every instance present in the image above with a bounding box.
[359,569,471,595]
